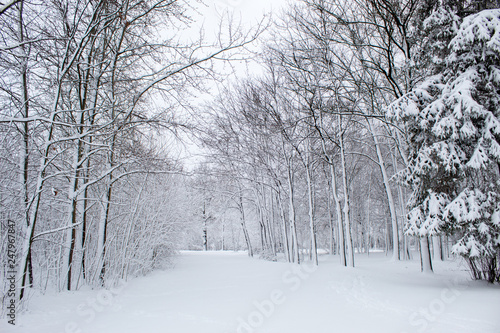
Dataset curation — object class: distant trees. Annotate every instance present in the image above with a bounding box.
[195,66,392,266]
[195,0,412,268]
[194,0,499,282]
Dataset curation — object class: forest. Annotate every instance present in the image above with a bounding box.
[0,0,499,324]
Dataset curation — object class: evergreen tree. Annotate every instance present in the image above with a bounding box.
[389,6,500,281]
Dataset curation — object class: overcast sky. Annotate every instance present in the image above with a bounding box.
[189,0,292,73]
[171,0,294,168]
[198,0,291,31]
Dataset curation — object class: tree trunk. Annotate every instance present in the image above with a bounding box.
[17,0,33,295]
[432,235,443,261]
[94,11,128,284]
[202,201,208,251]
[326,190,335,255]
[276,189,290,262]
[17,38,68,300]
[317,111,345,265]
[267,186,277,256]
[77,27,102,285]
[367,119,399,260]
[420,236,433,273]
[339,117,354,267]
[305,147,318,265]
[366,178,371,256]
[62,103,87,290]
[96,182,112,285]
[61,169,78,291]
[330,160,345,265]
[398,185,411,260]
[286,155,300,264]
[121,174,148,279]
[238,190,253,257]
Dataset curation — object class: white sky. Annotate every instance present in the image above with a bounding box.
[188,0,292,77]
[195,0,291,31]
[172,0,293,170]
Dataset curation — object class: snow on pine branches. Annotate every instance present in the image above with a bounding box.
[388,7,500,281]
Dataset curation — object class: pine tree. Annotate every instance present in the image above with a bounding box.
[389,7,500,281]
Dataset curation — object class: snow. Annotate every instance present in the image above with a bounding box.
[451,9,500,54]
[467,142,490,169]
[445,189,484,223]
[424,7,460,33]
[2,251,500,333]
[493,210,500,226]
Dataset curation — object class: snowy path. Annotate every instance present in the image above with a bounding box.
[2,251,500,333]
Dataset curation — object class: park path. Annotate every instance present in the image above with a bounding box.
[2,251,499,333]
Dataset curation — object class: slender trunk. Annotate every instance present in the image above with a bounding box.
[19,115,56,299]
[317,111,345,265]
[63,104,87,290]
[276,189,290,261]
[268,186,277,256]
[398,185,411,260]
[65,208,78,291]
[326,190,335,255]
[80,155,91,282]
[339,116,354,267]
[432,235,443,261]
[238,189,253,257]
[18,51,62,301]
[367,119,399,260]
[18,0,103,297]
[62,163,79,290]
[202,201,208,251]
[73,191,86,289]
[366,178,371,256]
[121,174,148,279]
[254,187,268,252]
[330,161,345,265]
[420,236,433,273]
[17,0,34,293]
[95,6,129,284]
[286,156,300,264]
[79,30,100,285]
[305,149,318,265]
[445,236,450,259]
[392,147,411,260]
[96,182,112,285]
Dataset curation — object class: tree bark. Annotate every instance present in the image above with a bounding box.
[202,201,208,251]
[326,188,335,255]
[238,189,253,257]
[305,144,318,265]
[339,116,354,267]
[276,189,290,261]
[286,153,300,264]
[420,236,433,273]
[17,0,34,296]
[317,110,345,265]
[432,235,443,261]
[367,118,400,260]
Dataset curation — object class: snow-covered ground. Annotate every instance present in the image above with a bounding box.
[2,251,499,333]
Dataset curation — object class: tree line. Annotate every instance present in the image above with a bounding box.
[194,0,500,283]
[0,0,262,308]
